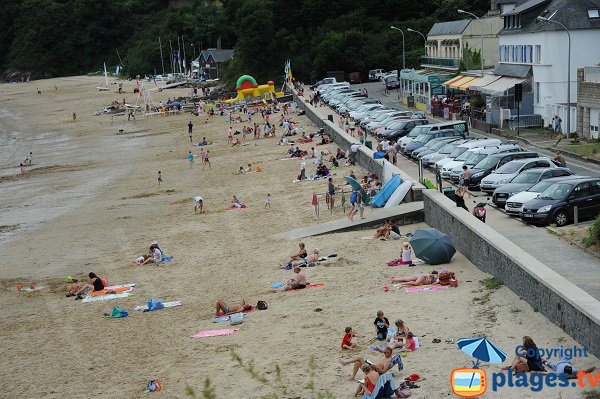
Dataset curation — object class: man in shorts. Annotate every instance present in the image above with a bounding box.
[275,266,307,292]
[339,346,394,380]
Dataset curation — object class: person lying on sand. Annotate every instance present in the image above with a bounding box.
[391,272,438,287]
[502,336,546,373]
[66,279,80,297]
[215,299,253,315]
[232,195,243,208]
[279,248,320,269]
[543,355,596,379]
[339,346,393,380]
[274,267,307,292]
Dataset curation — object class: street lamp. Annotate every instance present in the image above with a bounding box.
[458,9,484,76]
[390,26,406,70]
[537,12,570,139]
[407,28,427,43]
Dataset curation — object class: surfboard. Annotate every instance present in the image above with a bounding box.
[370,174,401,208]
[344,176,362,191]
[384,181,413,208]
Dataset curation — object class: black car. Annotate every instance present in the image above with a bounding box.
[385,76,400,90]
[380,119,429,141]
[520,177,600,226]
[492,167,574,207]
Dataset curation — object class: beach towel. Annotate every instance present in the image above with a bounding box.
[387,258,425,266]
[213,313,250,323]
[191,328,238,338]
[134,300,182,312]
[404,285,448,293]
[360,371,397,399]
[216,306,256,317]
[17,285,48,292]
[291,283,326,290]
[156,255,173,264]
[82,291,132,303]
[90,284,137,296]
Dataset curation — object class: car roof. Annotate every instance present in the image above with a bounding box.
[504,157,551,166]
[519,167,571,174]
[548,176,598,184]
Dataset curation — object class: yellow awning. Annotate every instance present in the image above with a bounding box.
[447,76,478,90]
[442,75,464,88]
[458,77,481,91]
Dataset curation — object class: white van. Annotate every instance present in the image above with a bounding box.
[435,139,502,174]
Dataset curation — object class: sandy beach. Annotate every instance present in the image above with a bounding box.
[0,76,597,398]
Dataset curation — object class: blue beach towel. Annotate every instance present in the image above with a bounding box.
[156,256,173,264]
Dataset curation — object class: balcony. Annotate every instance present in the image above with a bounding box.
[421,57,461,71]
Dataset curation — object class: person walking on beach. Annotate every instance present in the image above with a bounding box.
[19,163,25,177]
[188,121,193,143]
[265,193,271,209]
[188,151,194,167]
[203,150,211,170]
[72,112,77,122]
[157,171,162,188]
[194,196,204,213]
[25,152,33,166]
[300,157,306,180]
[227,127,233,145]
[327,178,336,211]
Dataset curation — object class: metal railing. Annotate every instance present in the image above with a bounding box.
[507,114,543,130]
[420,57,461,69]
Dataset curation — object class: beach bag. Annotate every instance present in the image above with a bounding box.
[230,312,244,325]
[147,299,164,311]
[111,306,128,318]
[396,381,411,398]
[257,301,268,310]
[438,272,455,286]
[474,206,486,218]
[350,191,358,205]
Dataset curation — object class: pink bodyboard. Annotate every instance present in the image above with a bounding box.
[192,328,238,338]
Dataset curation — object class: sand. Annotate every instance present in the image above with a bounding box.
[0,76,597,398]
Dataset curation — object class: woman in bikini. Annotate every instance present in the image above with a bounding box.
[391,271,438,287]
[354,364,380,397]
[288,243,308,262]
[215,299,252,315]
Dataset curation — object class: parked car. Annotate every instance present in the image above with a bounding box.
[310,77,336,90]
[421,139,470,168]
[384,75,400,90]
[480,158,559,193]
[350,104,384,121]
[365,112,411,132]
[520,177,600,226]
[369,69,385,81]
[468,151,540,189]
[492,167,574,207]
[360,109,399,128]
[380,119,429,141]
[448,144,523,183]
[398,121,469,152]
[505,176,589,215]
[338,99,381,113]
[412,137,460,159]
[403,129,463,154]
[437,139,503,177]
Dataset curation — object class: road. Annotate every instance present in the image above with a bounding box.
[318,81,600,300]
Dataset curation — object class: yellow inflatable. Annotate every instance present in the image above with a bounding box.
[225,75,284,104]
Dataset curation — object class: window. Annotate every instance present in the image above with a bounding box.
[535,45,541,63]
[588,9,599,19]
[505,45,509,61]
[571,183,590,199]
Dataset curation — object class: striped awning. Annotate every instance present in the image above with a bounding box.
[447,76,478,90]
[442,75,464,88]
[458,77,481,91]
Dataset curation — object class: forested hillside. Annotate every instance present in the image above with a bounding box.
[0,0,490,85]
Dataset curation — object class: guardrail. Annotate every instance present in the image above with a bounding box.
[507,114,543,130]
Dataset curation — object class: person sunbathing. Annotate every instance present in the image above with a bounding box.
[373,220,392,239]
[354,364,380,397]
[74,272,106,298]
[289,242,308,262]
[543,355,595,379]
[232,195,244,208]
[215,299,253,315]
[141,244,162,264]
[66,279,81,297]
[339,346,393,380]
[391,272,438,287]
[274,267,307,291]
[280,248,320,269]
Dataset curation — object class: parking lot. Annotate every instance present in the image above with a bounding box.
[310,79,600,300]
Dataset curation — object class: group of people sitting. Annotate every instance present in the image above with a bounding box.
[66,272,108,299]
[340,315,416,397]
[134,242,164,265]
[279,243,320,269]
[373,219,402,241]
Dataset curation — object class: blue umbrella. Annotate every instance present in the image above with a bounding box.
[458,337,507,366]
[409,228,456,265]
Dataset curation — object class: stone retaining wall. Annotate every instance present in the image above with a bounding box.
[424,189,600,357]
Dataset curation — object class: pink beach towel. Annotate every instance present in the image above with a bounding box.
[192,328,238,338]
[404,285,448,293]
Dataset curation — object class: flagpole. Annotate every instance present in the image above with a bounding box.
[169,40,174,74]
[182,35,187,76]
[159,37,165,76]
[177,36,182,74]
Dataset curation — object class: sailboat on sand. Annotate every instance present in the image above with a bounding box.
[96,62,110,91]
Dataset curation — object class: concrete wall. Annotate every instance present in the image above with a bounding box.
[577,68,600,139]
[423,189,600,357]
[293,91,424,201]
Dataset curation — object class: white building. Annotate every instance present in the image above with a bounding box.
[499,0,600,133]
